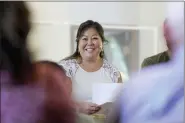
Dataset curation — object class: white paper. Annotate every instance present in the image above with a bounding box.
[92,83,123,105]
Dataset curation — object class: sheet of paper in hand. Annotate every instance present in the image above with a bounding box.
[92,83,123,105]
[92,102,114,118]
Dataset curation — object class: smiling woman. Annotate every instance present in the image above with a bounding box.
[59,20,124,115]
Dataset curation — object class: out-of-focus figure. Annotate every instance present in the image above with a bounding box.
[34,61,73,96]
[0,1,75,123]
[119,2,184,123]
[141,19,171,68]
[33,61,75,123]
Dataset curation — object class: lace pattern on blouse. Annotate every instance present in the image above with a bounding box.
[59,59,121,83]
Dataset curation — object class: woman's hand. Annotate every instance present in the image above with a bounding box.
[78,102,101,115]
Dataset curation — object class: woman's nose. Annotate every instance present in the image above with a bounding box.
[87,39,93,45]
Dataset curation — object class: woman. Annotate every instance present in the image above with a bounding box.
[59,20,123,114]
[0,1,75,123]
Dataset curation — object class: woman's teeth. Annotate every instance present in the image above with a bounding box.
[86,48,94,52]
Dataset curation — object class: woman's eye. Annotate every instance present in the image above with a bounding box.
[82,38,87,41]
[93,37,98,40]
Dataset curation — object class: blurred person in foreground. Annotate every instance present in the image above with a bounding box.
[141,19,171,68]
[34,61,73,96]
[120,2,184,123]
[106,2,184,123]
[0,1,75,123]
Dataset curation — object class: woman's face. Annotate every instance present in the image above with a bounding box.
[78,28,103,61]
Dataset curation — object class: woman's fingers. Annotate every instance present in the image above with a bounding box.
[89,103,101,109]
[79,102,101,114]
[87,103,101,114]
[89,102,99,107]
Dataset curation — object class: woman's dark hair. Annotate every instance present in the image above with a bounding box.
[0,1,32,85]
[34,60,65,74]
[33,60,75,123]
[64,20,108,60]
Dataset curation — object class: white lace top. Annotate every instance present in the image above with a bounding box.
[59,59,121,101]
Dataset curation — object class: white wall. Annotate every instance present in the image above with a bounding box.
[27,2,70,61]
[139,2,168,51]
[27,2,167,65]
[67,2,139,25]
[27,2,140,62]
[28,23,70,61]
[138,2,168,66]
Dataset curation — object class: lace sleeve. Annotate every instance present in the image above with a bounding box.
[112,67,122,83]
[103,60,122,83]
[58,59,78,78]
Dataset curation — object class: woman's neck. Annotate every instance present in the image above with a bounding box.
[79,57,103,72]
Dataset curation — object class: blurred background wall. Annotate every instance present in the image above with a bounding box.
[27,2,168,73]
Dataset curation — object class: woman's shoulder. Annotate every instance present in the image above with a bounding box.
[102,59,122,83]
[59,59,77,66]
[59,59,78,70]
[58,59,78,77]
[102,59,120,73]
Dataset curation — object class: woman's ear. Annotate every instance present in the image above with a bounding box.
[100,45,103,51]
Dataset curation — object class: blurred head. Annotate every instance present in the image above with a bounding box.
[165,2,184,52]
[0,1,32,84]
[34,61,72,95]
[163,19,173,51]
[33,61,75,123]
[65,20,107,62]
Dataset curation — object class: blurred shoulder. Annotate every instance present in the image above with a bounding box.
[1,85,45,123]
[121,63,183,122]
[142,51,168,68]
